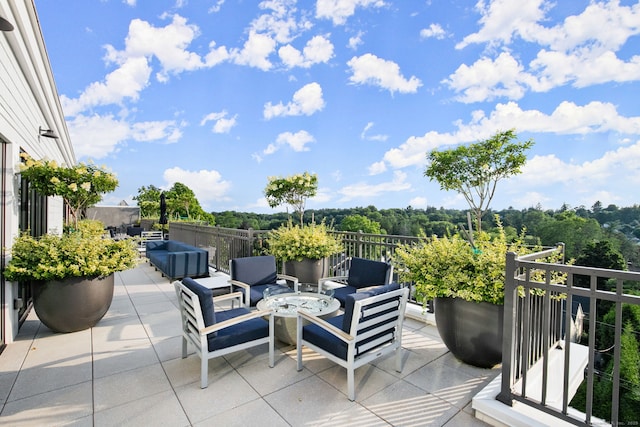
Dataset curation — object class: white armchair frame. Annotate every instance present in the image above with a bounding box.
[174,281,275,388]
[296,286,408,400]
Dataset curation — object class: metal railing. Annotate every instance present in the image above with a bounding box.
[499,248,640,426]
[168,222,421,294]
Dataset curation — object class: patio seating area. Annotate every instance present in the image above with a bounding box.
[0,262,498,426]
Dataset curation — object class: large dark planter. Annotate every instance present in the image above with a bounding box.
[434,297,503,368]
[32,274,115,333]
[283,258,329,284]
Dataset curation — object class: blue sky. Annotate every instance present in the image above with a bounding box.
[36,0,640,214]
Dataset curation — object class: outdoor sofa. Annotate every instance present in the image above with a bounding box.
[146,240,209,280]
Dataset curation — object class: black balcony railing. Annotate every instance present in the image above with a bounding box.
[499,248,640,426]
[167,222,421,298]
[169,222,640,425]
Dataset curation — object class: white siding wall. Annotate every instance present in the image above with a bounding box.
[1,0,75,343]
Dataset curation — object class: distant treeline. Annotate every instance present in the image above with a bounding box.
[211,202,640,264]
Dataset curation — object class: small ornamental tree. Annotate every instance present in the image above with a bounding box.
[19,153,118,228]
[424,129,533,232]
[264,172,318,226]
[20,153,118,228]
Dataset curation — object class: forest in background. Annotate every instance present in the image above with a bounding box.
[212,202,640,266]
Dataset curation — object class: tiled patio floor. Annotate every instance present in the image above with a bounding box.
[0,262,498,426]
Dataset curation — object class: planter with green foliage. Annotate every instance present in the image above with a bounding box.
[394,222,554,367]
[266,221,342,283]
[6,154,138,333]
[5,220,138,332]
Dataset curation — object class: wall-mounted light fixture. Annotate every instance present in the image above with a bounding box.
[0,16,14,32]
[39,126,59,139]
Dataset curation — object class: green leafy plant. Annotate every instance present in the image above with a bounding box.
[264,172,317,226]
[4,220,138,282]
[394,218,564,305]
[266,220,342,262]
[424,129,533,232]
[19,153,118,228]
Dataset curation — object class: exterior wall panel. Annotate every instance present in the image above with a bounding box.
[0,0,75,344]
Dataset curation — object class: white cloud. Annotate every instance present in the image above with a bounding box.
[113,15,204,82]
[279,35,334,68]
[446,49,640,103]
[409,196,428,208]
[347,53,422,94]
[204,41,230,67]
[264,82,325,119]
[208,0,225,13]
[348,31,364,49]
[450,1,640,101]
[530,49,640,90]
[337,170,411,202]
[68,114,183,159]
[382,100,640,169]
[368,161,386,175]
[360,122,388,141]
[229,31,276,70]
[316,0,386,26]
[526,0,640,52]
[420,23,447,40]
[501,140,640,209]
[456,0,549,49]
[61,57,151,116]
[262,130,315,156]
[444,52,535,103]
[200,111,238,133]
[251,0,311,44]
[163,167,232,208]
[61,14,206,115]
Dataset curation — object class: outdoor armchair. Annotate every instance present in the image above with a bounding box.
[174,277,275,388]
[296,283,408,400]
[229,255,299,306]
[318,257,393,307]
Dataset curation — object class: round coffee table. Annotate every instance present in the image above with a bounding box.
[256,291,340,345]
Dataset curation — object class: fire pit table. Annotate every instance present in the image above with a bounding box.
[256,290,340,345]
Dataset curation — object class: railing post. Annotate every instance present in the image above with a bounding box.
[215,225,221,270]
[248,228,254,257]
[497,251,518,406]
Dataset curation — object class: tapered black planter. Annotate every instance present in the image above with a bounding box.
[435,297,503,368]
[283,258,329,284]
[32,274,115,333]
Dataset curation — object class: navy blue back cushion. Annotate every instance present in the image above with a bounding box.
[333,285,357,307]
[348,258,390,289]
[342,283,401,333]
[181,277,216,335]
[230,256,278,286]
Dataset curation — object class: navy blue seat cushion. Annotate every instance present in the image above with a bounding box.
[181,278,269,352]
[211,308,269,352]
[230,256,278,286]
[181,277,216,335]
[302,315,348,359]
[348,257,391,289]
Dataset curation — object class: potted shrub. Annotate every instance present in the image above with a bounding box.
[264,172,343,283]
[266,220,342,283]
[5,220,138,332]
[5,154,138,332]
[394,221,561,368]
